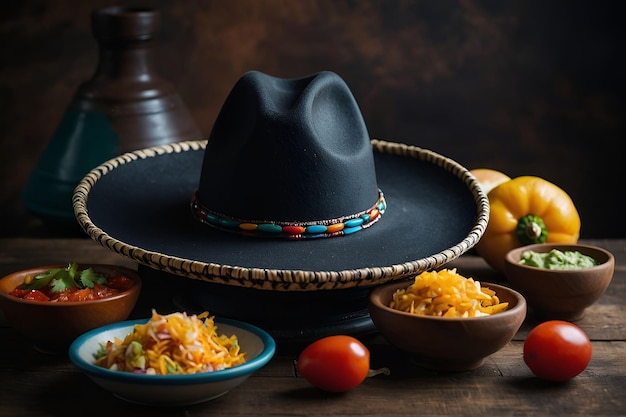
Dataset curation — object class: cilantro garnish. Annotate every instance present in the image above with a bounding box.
[79,267,107,288]
[21,263,107,293]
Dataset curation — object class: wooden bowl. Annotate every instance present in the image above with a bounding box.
[368,281,526,371]
[504,243,614,321]
[0,264,141,353]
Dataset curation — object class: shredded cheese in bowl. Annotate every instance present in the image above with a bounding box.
[389,269,509,318]
[94,310,246,374]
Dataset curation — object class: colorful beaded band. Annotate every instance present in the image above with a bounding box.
[190,189,386,239]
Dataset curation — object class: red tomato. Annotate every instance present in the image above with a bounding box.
[106,274,133,291]
[21,290,50,302]
[66,288,96,302]
[523,320,592,382]
[296,335,370,392]
[9,288,30,299]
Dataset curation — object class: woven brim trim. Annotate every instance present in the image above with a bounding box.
[73,139,489,291]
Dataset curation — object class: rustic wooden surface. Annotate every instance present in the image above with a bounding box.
[0,238,624,416]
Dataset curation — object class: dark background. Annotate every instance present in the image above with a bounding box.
[1,0,624,238]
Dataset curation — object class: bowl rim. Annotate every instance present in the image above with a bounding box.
[68,317,276,385]
[0,264,141,307]
[369,280,526,322]
[504,243,615,273]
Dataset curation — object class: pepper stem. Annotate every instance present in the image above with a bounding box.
[516,214,548,245]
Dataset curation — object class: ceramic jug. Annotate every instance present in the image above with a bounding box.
[23,6,202,233]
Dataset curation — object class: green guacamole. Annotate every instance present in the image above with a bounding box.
[519,249,598,270]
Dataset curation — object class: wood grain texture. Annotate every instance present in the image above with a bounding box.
[0,238,624,416]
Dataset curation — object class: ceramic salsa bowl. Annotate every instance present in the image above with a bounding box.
[69,317,276,406]
[0,264,141,353]
[368,280,526,372]
[504,243,614,321]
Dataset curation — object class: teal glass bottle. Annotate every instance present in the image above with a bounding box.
[23,6,202,233]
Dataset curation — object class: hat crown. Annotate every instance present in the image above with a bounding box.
[196,70,380,228]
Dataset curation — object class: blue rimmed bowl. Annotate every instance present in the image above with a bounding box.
[69,317,276,406]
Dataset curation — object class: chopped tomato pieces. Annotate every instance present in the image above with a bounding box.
[21,290,50,302]
[8,288,30,299]
[106,275,133,291]
[8,272,132,302]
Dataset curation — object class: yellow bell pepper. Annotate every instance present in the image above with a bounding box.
[475,176,581,272]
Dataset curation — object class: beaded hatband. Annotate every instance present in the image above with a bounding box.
[190,189,386,239]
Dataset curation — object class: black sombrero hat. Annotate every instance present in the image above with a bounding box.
[73,70,489,340]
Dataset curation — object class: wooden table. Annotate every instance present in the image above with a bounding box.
[1,238,624,416]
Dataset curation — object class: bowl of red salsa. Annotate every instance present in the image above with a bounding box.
[0,263,141,353]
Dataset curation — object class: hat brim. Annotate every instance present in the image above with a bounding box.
[73,139,488,291]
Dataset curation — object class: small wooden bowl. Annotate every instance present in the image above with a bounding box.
[0,264,141,353]
[368,281,526,372]
[504,243,614,321]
